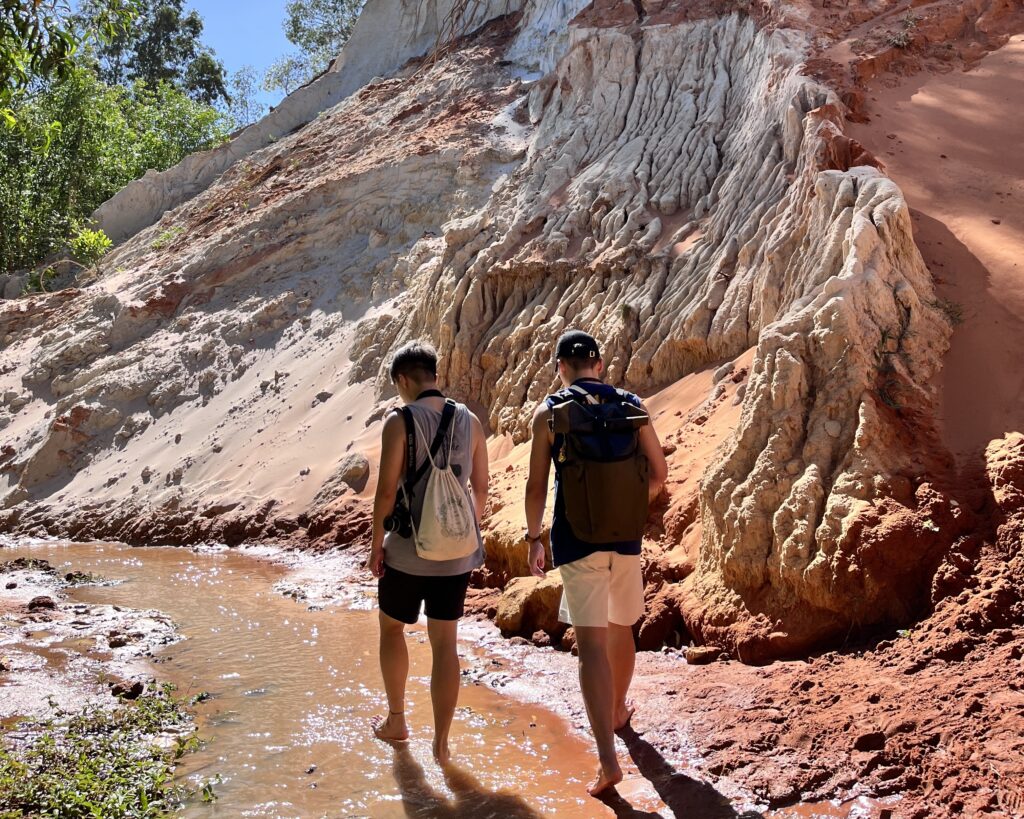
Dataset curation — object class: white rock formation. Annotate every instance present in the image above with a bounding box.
[93,0,523,244]
[2,0,958,656]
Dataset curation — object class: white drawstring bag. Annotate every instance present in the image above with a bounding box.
[409,414,478,561]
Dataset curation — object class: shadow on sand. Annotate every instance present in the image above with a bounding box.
[606,725,763,819]
[391,743,544,818]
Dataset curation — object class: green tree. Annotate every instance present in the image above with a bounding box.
[0,66,230,274]
[1,0,136,126]
[262,0,364,96]
[227,64,266,128]
[77,0,229,104]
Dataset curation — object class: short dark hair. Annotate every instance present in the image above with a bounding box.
[555,330,601,369]
[389,340,438,383]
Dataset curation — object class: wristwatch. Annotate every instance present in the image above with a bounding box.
[524,532,543,544]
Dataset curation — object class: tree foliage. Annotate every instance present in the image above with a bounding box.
[227,64,266,128]
[262,0,364,96]
[0,66,231,273]
[1,0,137,125]
[76,0,229,104]
[1,0,234,276]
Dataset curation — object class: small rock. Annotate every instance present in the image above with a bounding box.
[299,467,311,476]
[560,627,576,652]
[314,391,333,405]
[712,361,735,384]
[108,632,130,648]
[0,657,10,672]
[174,433,181,444]
[5,581,15,589]
[27,596,56,611]
[531,630,552,648]
[824,420,842,438]
[110,678,145,700]
[305,764,317,774]
[685,645,722,665]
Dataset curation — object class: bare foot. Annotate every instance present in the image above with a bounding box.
[614,701,636,731]
[372,712,409,742]
[587,761,623,797]
[432,736,450,766]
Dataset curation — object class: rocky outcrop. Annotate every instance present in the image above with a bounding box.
[495,571,564,636]
[93,0,523,244]
[3,0,1022,667]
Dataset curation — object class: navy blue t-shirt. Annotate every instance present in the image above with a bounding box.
[546,379,644,567]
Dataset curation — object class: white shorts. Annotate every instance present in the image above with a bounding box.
[558,551,644,628]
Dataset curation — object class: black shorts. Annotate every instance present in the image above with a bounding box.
[378,565,471,624]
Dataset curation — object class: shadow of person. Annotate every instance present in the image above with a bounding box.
[391,743,545,818]
[596,787,667,818]
[617,725,761,819]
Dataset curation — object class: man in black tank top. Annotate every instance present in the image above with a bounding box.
[524,330,668,797]
[366,341,490,765]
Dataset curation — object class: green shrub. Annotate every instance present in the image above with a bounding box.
[1,68,231,275]
[0,684,205,818]
[68,226,113,266]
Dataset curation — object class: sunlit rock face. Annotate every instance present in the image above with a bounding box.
[1,0,966,659]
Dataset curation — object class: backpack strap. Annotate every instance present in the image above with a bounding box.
[401,400,458,501]
[568,384,600,405]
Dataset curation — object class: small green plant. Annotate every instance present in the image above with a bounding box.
[887,12,918,48]
[150,226,184,250]
[21,266,57,294]
[68,226,113,266]
[930,297,964,326]
[897,628,912,639]
[0,683,205,818]
[620,302,636,322]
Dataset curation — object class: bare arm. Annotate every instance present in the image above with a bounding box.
[368,411,406,578]
[469,411,489,524]
[638,401,668,501]
[524,403,552,577]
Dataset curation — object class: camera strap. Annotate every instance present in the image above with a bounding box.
[399,399,457,502]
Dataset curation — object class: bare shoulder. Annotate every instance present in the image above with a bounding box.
[466,408,486,436]
[381,408,405,438]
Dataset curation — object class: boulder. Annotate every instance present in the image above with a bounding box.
[496,571,563,636]
[311,453,371,507]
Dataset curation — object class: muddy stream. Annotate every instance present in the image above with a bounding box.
[1,541,878,818]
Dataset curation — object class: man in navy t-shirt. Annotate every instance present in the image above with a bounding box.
[524,330,668,796]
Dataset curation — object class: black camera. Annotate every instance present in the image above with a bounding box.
[383,499,413,539]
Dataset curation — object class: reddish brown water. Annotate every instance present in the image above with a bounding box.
[5,542,672,817]
[3,541,890,818]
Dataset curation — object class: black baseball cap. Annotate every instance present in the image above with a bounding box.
[555,330,601,361]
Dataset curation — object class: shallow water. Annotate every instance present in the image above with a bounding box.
[2,540,888,818]
[3,541,672,818]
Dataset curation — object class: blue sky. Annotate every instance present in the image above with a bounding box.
[189,0,293,108]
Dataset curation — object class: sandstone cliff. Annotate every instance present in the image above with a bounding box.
[1,0,1022,671]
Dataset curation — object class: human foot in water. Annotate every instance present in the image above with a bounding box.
[432,735,450,766]
[587,760,623,796]
[372,711,409,742]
